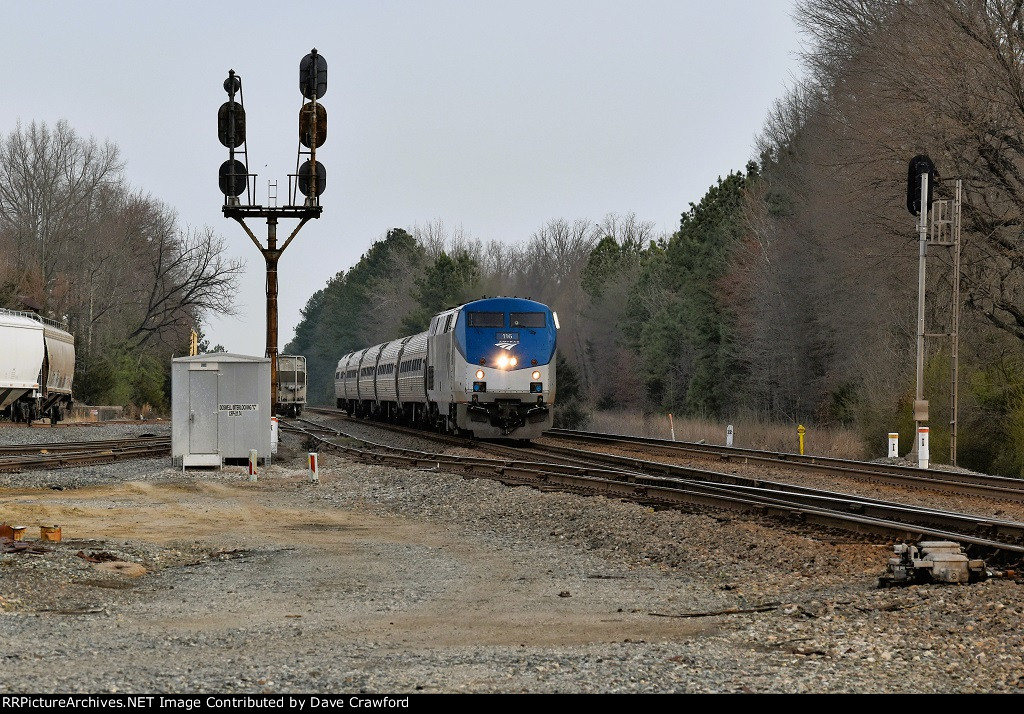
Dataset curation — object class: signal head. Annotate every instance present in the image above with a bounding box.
[219,159,247,197]
[297,160,326,197]
[223,71,241,96]
[299,50,328,100]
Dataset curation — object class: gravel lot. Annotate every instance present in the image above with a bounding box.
[1,417,1023,694]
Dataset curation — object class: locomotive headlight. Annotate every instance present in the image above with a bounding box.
[497,354,509,369]
[509,357,518,367]
[475,369,485,380]
[532,370,541,380]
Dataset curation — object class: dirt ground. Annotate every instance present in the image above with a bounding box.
[7,428,1024,693]
[0,458,709,651]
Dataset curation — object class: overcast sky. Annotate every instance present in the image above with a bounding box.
[1,0,803,356]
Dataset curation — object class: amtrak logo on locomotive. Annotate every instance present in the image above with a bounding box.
[495,332,519,350]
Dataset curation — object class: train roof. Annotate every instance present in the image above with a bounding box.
[457,296,551,311]
[0,311,44,331]
[173,353,270,363]
[0,308,71,336]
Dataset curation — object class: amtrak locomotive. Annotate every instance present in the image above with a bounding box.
[335,297,557,440]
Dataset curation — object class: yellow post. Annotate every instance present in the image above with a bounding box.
[189,329,199,356]
[797,424,806,455]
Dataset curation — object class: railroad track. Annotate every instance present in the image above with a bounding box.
[544,428,1024,500]
[0,436,170,472]
[303,407,1024,500]
[289,410,1024,563]
[0,419,160,429]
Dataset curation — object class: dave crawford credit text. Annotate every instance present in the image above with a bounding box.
[1,697,412,709]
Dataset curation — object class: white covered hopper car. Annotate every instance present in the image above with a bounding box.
[0,308,75,423]
[276,354,306,417]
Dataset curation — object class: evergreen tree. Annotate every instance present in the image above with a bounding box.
[623,165,755,416]
[401,250,480,333]
[286,228,426,404]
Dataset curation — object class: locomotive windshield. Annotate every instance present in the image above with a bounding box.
[454,299,557,368]
[467,312,505,327]
[510,312,545,328]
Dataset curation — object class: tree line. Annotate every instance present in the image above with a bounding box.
[729,0,1024,475]
[286,0,1024,477]
[10,0,1024,476]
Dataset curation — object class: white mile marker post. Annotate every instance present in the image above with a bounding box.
[888,432,899,459]
[917,427,929,469]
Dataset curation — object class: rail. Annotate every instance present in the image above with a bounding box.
[287,411,1024,563]
[0,436,170,472]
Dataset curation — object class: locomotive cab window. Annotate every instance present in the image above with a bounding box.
[467,312,505,327]
[510,312,546,328]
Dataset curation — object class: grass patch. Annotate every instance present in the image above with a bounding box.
[586,410,869,460]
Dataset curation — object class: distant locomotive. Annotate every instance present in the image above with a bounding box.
[0,308,75,423]
[335,297,557,440]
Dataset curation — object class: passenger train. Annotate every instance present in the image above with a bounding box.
[0,308,75,423]
[335,297,557,440]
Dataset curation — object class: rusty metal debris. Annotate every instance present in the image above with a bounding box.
[2,541,52,555]
[210,548,250,560]
[39,525,61,542]
[75,550,120,563]
[649,603,782,618]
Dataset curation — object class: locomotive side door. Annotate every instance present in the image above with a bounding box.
[426,311,455,408]
[436,312,455,399]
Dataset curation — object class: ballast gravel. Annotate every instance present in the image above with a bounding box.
[0,417,1022,694]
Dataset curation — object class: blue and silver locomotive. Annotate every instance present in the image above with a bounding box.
[335,297,558,439]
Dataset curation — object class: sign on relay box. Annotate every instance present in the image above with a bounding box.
[219,403,259,417]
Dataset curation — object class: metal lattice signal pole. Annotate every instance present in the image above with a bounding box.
[218,50,328,416]
[930,180,962,465]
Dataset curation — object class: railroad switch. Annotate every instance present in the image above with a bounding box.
[880,541,986,587]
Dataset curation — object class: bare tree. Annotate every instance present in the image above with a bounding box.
[0,120,244,367]
[362,242,427,344]
[126,219,243,350]
[788,0,1024,345]
[732,0,1024,421]
[0,120,123,313]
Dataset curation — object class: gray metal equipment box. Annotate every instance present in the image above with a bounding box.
[171,353,272,468]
